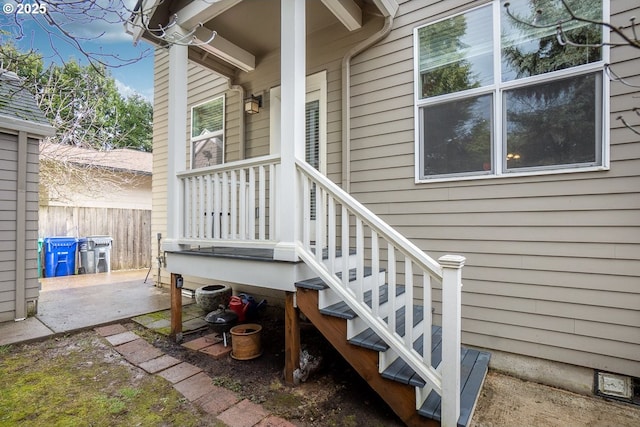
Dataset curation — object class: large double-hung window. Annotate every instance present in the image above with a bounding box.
[191,95,225,169]
[414,0,608,181]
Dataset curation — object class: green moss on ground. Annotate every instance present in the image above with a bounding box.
[0,333,204,427]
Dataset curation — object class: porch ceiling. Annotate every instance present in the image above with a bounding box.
[202,0,339,58]
[138,0,385,74]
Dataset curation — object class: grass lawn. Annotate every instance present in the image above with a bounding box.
[0,332,208,427]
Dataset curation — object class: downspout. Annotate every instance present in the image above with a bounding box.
[229,83,246,160]
[341,7,397,192]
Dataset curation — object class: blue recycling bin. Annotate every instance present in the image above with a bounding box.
[43,237,79,277]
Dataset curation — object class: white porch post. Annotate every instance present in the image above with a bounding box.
[439,254,465,427]
[164,40,189,251]
[274,0,306,261]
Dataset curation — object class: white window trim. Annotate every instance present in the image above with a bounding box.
[413,0,610,184]
[190,94,226,169]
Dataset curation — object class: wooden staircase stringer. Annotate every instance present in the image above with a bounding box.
[296,287,438,427]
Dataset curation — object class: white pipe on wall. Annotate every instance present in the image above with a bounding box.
[341,10,396,192]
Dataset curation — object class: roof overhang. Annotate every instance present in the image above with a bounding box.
[0,115,56,138]
[126,0,398,74]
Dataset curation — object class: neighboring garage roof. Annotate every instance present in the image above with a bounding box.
[0,70,55,136]
[40,141,152,175]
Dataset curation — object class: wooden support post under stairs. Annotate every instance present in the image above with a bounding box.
[296,287,437,427]
[284,291,301,385]
[170,273,183,342]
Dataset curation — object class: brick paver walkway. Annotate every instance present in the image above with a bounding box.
[95,325,296,427]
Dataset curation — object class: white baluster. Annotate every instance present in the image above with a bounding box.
[388,244,396,337]
[213,172,221,239]
[230,170,237,239]
[423,272,432,367]
[404,258,413,347]
[259,165,266,241]
[327,197,336,275]
[206,174,213,239]
[302,174,310,247]
[269,163,276,240]
[222,171,229,239]
[198,175,205,239]
[355,218,364,302]
[248,167,255,240]
[371,230,379,319]
[341,206,349,290]
[315,187,324,264]
[239,169,247,239]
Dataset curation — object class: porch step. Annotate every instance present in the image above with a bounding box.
[418,349,490,427]
[295,266,377,291]
[348,303,423,352]
[319,283,406,320]
[294,280,490,427]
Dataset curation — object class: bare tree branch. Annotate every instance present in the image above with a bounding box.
[503,0,640,135]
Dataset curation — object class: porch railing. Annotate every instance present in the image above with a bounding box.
[295,159,464,426]
[177,155,279,244]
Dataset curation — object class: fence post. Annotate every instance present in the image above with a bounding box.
[439,254,465,427]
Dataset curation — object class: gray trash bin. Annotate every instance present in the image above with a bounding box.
[88,236,112,273]
[78,238,96,274]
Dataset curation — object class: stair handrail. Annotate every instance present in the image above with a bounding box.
[295,160,443,279]
[296,159,463,426]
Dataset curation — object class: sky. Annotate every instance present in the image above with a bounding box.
[0,0,155,101]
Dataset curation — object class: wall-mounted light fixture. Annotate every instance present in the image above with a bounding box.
[244,94,262,114]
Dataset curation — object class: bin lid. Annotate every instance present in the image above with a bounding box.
[88,236,112,246]
[44,236,78,245]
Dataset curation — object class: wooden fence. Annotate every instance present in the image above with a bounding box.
[39,206,152,271]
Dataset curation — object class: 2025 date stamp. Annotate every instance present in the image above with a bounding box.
[3,2,48,15]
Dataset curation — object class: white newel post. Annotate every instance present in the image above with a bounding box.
[274,0,306,261]
[439,254,465,427]
[164,39,189,251]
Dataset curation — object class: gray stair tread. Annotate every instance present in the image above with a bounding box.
[348,327,387,352]
[348,304,425,352]
[319,284,406,320]
[295,266,377,291]
[310,247,356,259]
[417,349,491,427]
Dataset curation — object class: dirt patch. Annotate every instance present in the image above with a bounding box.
[141,305,405,426]
[470,371,640,427]
[4,304,640,426]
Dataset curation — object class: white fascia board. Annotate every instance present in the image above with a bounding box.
[0,115,56,138]
[371,0,399,17]
[176,0,243,30]
[321,0,362,31]
[125,0,161,44]
[194,26,255,72]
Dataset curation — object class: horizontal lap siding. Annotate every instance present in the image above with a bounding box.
[0,134,18,321]
[25,139,39,299]
[0,133,39,322]
[348,0,640,377]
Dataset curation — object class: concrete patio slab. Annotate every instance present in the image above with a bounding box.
[0,317,54,346]
[37,271,192,333]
